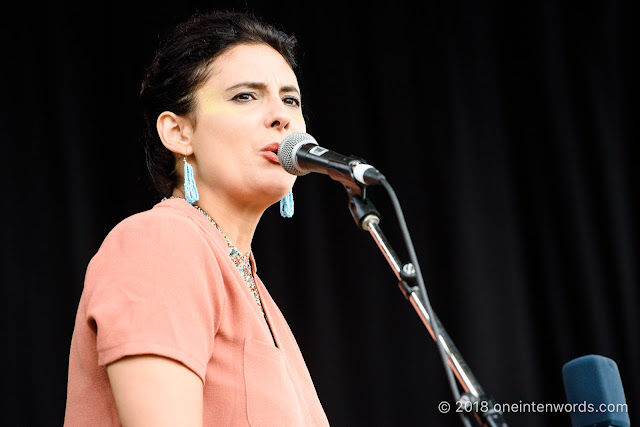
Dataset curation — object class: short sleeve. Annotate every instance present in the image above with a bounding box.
[83,210,225,382]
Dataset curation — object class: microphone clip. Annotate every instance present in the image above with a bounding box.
[345,184,381,230]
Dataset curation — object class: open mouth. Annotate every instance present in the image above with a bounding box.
[261,143,281,164]
[261,144,281,164]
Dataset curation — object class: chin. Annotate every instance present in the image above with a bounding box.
[273,173,297,192]
[252,170,296,204]
[269,182,296,203]
[273,184,295,201]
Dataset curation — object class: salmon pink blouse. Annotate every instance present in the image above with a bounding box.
[64,198,328,426]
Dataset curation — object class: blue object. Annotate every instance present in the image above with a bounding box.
[183,157,199,204]
[562,354,629,427]
[280,190,294,218]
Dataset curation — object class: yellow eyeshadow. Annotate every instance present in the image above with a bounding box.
[198,92,231,114]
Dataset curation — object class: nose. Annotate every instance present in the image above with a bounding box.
[265,98,292,131]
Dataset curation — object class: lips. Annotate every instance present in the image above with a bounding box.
[261,142,281,164]
[262,142,280,154]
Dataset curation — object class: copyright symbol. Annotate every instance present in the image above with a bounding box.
[438,401,450,413]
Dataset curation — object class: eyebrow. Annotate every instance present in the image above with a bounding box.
[224,81,300,96]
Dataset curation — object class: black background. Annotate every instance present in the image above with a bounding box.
[1,1,636,426]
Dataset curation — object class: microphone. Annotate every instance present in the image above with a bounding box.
[278,132,385,186]
[562,355,629,427]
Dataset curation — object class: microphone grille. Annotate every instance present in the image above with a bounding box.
[562,355,629,427]
[278,132,318,176]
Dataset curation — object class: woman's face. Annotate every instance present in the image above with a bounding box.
[189,43,305,211]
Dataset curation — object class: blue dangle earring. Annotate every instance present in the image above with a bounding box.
[280,190,294,218]
[183,156,199,204]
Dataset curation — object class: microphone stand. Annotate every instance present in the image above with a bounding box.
[344,183,508,427]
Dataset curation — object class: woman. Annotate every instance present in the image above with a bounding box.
[65,11,329,426]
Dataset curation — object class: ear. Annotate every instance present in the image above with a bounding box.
[156,111,194,156]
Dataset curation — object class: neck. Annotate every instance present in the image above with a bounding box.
[172,189,263,255]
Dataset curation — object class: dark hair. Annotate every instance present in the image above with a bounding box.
[140,11,298,196]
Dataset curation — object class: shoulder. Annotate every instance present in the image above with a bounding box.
[83,199,229,323]
[95,198,221,260]
[86,199,225,289]
[108,200,206,245]
[80,200,229,377]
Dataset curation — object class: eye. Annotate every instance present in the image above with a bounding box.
[283,96,301,108]
[231,92,257,102]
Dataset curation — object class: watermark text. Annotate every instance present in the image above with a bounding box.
[437,400,628,415]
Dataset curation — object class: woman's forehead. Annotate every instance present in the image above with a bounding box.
[205,44,299,90]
